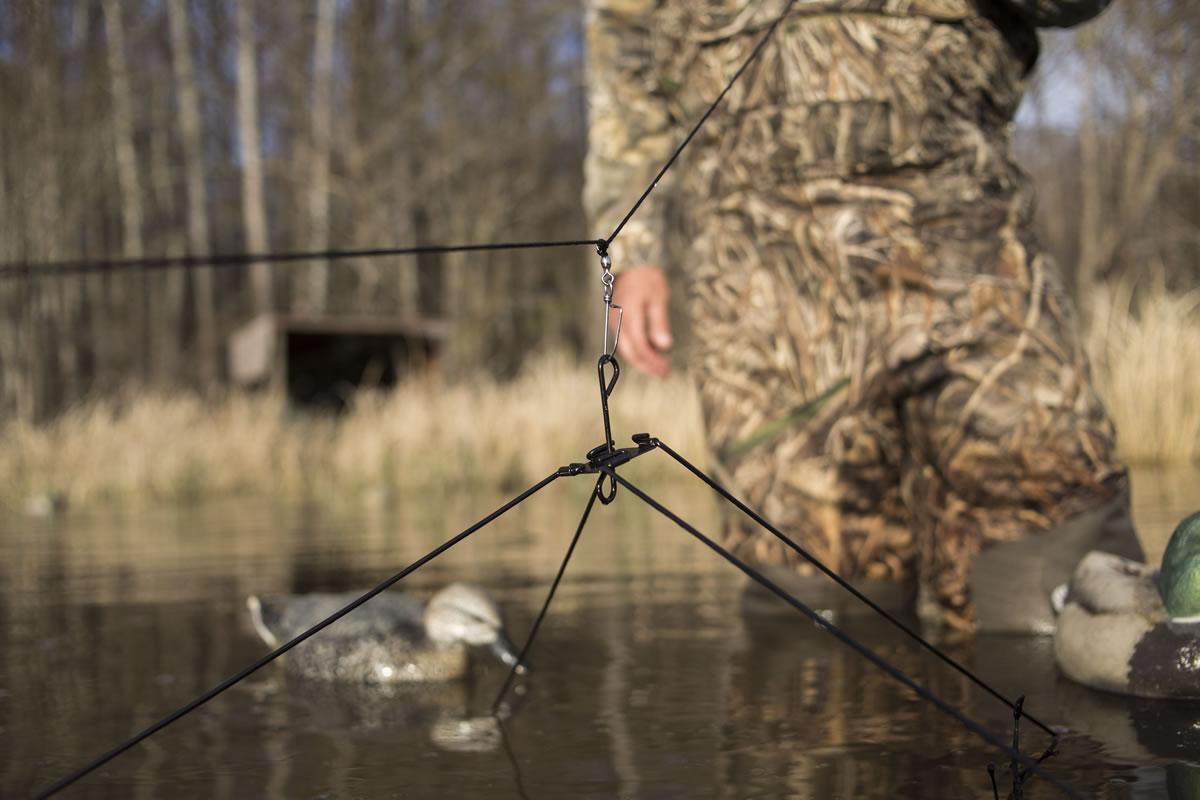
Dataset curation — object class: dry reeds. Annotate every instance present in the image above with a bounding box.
[0,353,708,509]
[1085,275,1200,464]
[5,279,1198,511]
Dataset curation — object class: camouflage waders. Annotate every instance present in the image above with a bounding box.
[584,0,1127,631]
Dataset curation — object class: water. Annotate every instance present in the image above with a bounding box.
[2,468,1198,799]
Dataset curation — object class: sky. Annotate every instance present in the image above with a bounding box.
[1016,30,1087,130]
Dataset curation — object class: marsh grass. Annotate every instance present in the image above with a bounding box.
[0,353,708,509]
[1085,276,1200,465]
[5,282,1199,510]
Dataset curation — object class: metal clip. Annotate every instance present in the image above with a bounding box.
[594,250,623,503]
[600,254,623,357]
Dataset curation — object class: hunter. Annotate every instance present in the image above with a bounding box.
[584,0,1142,632]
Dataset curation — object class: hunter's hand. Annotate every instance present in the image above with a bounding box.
[611,265,672,378]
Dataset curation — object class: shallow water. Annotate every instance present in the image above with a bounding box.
[2,466,1198,799]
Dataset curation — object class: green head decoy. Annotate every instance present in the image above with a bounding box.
[1158,511,1200,619]
[247,583,525,684]
[1053,513,1200,699]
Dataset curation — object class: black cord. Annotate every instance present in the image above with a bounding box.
[493,475,602,714]
[34,471,562,799]
[497,716,535,800]
[607,469,1082,800]
[0,239,602,280]
[653,438,1059,740]
[4,0,802,279]
[603,0,799,248]
[19,0,1074,788]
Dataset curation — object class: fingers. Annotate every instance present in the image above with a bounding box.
[646,288,673,352]
[627,293,670,378]
[612,266,672,378]
[617,301,666,377]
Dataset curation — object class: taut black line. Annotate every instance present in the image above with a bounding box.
[493,475,603,713]
[604,0,800,249]
[609,470,1081,800]
[497,716,534,800]
[0,239,602,280]
[36,471,563,799]
[653,438,1057,739]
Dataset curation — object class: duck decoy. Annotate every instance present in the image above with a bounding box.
[1053,512,1200,699]
[247,582,525,683]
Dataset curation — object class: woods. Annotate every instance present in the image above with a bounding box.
[0,0,1197,425]
[1019,2,1200,307]
[0,0,590,421]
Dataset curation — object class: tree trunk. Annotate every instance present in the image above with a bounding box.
[343,0,372,312]
[236,0,272,315]
[102,0,149,384]
[167,0,216,385]
[0,84,24,420]
[101,0,144,266]
[305,0,337,313]
[1075,28,1102,313]
[52,0,91,404]
[30,6,72,417]
[148,67,183,385]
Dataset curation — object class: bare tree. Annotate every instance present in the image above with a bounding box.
[0,0,594,420]
[102,0,143,264]
[1023,2,1200,310]
[102,0,149,384]
[236,0,272,315]
[1075,9,1197,301]
[147,65,183,384]
[167,0,214,383]
[305,0,337,313]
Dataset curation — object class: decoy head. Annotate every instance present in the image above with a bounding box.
[424,583,526,674]
[1159,512,1200,619]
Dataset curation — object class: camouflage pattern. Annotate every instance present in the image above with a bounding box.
[584,0,1123,631]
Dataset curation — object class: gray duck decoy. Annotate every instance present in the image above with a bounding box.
[247,582,525,683]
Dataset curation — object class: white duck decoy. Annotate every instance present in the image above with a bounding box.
[247,583,525,683]
[1053,512,1200,699]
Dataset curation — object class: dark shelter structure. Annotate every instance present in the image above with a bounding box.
[228,313,447,411]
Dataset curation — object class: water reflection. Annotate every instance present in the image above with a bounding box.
[1,469,1197,798]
